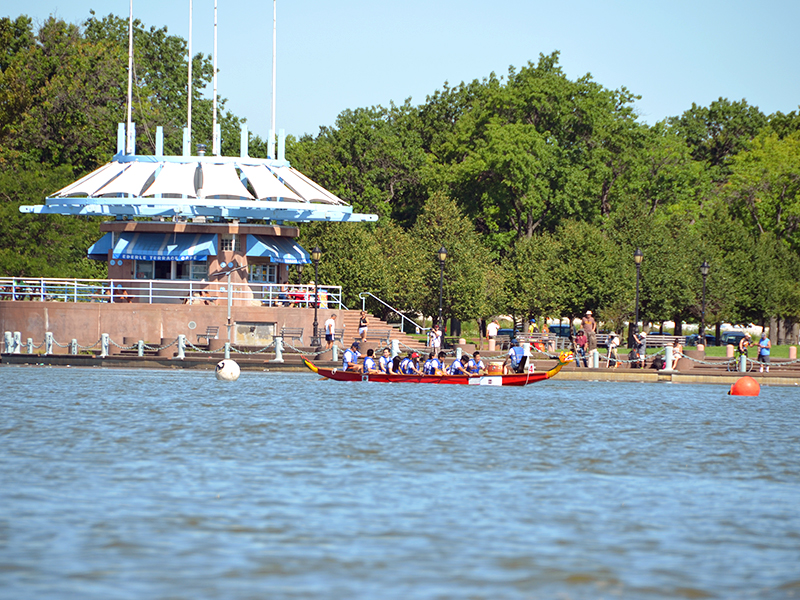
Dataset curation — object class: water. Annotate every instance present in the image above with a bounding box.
[1,366,799,599]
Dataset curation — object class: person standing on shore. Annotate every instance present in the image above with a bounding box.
[758,332,771,373]
[358,311,369,343]
[323,314,336,350]
[582,311,597,353]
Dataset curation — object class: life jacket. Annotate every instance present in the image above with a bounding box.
[363,356,377,371]
[399,357,415,374]
[466,359,482,374]
[343,349,360,369]
[379,355,392,373]
[449,360,466,375]
[422,359,434,375]
[509,346,525,367]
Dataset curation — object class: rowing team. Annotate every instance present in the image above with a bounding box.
[340,341,489,376]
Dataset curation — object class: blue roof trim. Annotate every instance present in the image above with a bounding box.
[112,232,217,261]
[245,235,310,265]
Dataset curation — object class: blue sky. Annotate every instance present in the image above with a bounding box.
[5,0,800,140]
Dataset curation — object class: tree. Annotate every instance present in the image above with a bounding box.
[668,98,768,179]
[724,131,800,249]
[409,193,490,324]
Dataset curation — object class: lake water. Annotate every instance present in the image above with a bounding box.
[1,366,799,599]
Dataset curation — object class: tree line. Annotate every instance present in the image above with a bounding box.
[1,13,799,342]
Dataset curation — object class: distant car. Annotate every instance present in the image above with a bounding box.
[686,333,717,346]
[496,328,517,339]
[720,331,747,347]
[547,325,572,338]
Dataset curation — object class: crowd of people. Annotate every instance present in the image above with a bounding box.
[338,340,535,377]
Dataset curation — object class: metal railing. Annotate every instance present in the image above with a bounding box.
[0,277,345,309]
[358,291,428,336]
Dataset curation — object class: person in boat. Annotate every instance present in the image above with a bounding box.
[435,351,447,375]
[466,351,486,375]
[342,341,362,373]
[392,355,402,374]
[503,340,528,374]
[378,347,394,373]
[422,352,436,375]
[363,348,380,374]
[448,354,469,375]
[399,351,421,375]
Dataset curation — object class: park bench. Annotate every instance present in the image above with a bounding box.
[197,326,219,344]
[279,326,304,346]
[641,334,686,347]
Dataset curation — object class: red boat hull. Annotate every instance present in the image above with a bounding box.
[302,352,573,386]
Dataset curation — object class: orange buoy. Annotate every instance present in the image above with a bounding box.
[729,376,760,396]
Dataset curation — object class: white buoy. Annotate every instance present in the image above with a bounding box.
[215,359,240,381]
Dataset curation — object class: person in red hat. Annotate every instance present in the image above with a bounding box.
[399,350,421,375]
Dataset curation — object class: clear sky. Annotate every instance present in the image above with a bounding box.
[5,0,800,140]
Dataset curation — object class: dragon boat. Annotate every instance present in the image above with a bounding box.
[303,351,574,386]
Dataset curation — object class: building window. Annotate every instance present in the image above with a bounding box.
[249,264,276,283]
[135,260,207,280]
[220,234,240,252]
[177,260,208,280]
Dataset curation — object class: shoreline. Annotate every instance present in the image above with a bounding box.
[2,353,798,387]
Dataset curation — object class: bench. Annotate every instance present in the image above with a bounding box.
[279,326,304,346]
[641,334,686,347]
[197,326,219,344]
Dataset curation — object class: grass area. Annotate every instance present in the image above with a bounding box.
[690,345,795,359]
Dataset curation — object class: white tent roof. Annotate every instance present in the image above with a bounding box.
[141,162,199,198]
[95,161,159,197]
[27,154,378,222]
[199,163,254,200]
[272,166,347,205]
[238,164,302,201]
[56,162,128,197]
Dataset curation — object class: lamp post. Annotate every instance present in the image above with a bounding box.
[437,246,447,327]
[700,260,709,345]
[296,263,304,286]
[633,248,643,344]
[311,247,321,347]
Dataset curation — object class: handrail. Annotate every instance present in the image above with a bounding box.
[358,291,429,334]
[0,276,345,308]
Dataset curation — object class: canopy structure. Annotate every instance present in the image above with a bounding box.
[245,234,310,265]
[20,125,378,224]
[88,232,219,261]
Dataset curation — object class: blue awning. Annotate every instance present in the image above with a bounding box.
[112,232,217,261]
[87,233,113,260]
[245,235,310,264]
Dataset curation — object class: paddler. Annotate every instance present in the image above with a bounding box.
[362,348,381,374]
[466,351,487,375]
[399,351,422,375]
[342,341,362,373]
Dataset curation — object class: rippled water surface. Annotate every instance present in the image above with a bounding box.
[1,366,799,599]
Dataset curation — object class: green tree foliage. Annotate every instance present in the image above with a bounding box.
[724,131,800,249]
[288,102,429,226]
[2,9,799,337]
[409,193,490,323]
[668,98,768,179]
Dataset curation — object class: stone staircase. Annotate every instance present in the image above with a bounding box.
[338,311,428,354]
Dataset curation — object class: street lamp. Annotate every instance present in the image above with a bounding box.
[296,263,304,286]
[700,261,709,345]
[633,248,643,343]
[437,245,447,327]
[311,247,321,347]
